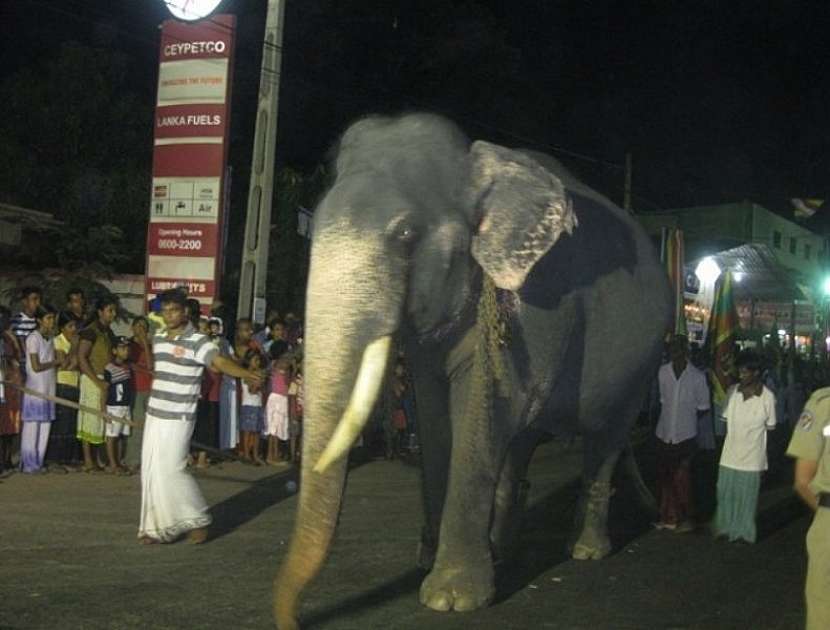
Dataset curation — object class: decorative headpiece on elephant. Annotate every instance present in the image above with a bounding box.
[274,113,671,629]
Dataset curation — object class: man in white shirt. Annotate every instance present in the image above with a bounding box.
[655,335,711,531]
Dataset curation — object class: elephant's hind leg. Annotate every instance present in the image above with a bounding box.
[490,428,542,564]
[570,448,619,560]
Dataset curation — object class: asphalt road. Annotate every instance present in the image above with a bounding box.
[0,439,810,629]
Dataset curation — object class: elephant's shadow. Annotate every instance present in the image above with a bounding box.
[493,469,653,603]
[300,465,654,629]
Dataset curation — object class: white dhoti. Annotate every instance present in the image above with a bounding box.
[138,415,211,542]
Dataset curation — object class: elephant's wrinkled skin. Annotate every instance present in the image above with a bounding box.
[274,113,672,628]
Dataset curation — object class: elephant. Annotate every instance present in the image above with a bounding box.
[274,113,672,629]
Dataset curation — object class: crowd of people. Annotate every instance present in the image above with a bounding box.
[0,285,419,480]
[653,332,830,628]
[652,332,817,543]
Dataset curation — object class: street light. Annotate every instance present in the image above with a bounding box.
[695,256,721,286]
[164,0,224,21]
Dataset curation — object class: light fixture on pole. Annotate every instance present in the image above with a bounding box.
[695,256,721,286]
[164,0,224,21]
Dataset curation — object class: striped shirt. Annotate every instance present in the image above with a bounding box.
[11,312,37,343]
[146,323,219,422]
[104,361,134,407]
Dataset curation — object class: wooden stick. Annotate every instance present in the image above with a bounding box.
[0,380,138,428]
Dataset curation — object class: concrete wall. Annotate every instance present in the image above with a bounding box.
[0,272,145,337]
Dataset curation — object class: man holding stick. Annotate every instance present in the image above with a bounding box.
[138,289,263,545]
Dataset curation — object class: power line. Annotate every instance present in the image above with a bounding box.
[32,0,624,169]
[24,0,675,201]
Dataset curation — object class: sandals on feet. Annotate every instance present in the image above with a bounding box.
[186,528,209,544]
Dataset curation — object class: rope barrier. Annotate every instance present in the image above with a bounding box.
[1,380,249,463]
[0,380,139,428]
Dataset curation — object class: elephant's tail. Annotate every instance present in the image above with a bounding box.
[620,439,658,517]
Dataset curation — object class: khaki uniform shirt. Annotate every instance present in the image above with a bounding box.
[787,387,830,496]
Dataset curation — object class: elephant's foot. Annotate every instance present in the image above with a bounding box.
[419,560,495,612]
[570,479,613,560]
[570,525,612,560]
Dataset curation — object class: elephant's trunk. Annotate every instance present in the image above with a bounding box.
[274,224,403,629]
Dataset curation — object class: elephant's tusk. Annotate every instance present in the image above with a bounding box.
[313,335,393,474]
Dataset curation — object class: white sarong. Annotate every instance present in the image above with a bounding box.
[138,414,211,542]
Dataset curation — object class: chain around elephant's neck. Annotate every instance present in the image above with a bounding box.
[477,274,510,398]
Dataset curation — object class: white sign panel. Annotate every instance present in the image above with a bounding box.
[151,176,220,221]
[157,58,230,105]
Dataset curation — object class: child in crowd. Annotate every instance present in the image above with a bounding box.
[49,311,82,469]
[103,337,134,475]
[287,353,304,464]
[208,317,223,338]
[20,305,61,474]
[125,316,153,472]
[264,340,291,464]
[239,348,265,464]
[0,305,22,475]
[387,358,409,460]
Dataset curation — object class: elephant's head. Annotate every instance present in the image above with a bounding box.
[274,113,576,628]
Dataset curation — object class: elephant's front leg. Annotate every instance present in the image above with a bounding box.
[419,372,507,612]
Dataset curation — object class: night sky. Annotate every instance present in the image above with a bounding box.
[2,0,829,219]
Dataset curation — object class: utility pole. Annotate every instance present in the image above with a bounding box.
[237,0,286,325]
[623,152,633,213]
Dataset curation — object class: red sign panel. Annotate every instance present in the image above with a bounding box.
[147,223,218,257]
[145,15,235,309]
[159,16,235,63]
[155,104,226,138]
[152,143,224,178]
[146,278,217,298]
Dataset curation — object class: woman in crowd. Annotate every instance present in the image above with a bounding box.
[77,297,118,472]
[712,351,777,543]
[0,305,22,474]
[217,318,239,454]
[20,304,61,474]
[48,311,82,469]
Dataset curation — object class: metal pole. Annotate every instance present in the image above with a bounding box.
[237,0,286,324]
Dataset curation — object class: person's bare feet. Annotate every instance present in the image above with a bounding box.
[187,528,208,544]
[139,535,160,545]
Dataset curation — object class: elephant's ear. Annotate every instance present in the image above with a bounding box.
[469,141,578,291]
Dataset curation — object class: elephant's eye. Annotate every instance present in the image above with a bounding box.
[398,226,417,243]
[389,216,418,245]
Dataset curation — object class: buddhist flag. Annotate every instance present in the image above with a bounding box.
[705,271,738,408]
[791,198,824,220]
[663,228,687,336]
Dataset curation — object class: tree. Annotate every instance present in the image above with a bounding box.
[0,42,152,272]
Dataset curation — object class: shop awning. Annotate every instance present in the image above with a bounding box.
[689,243,809,302]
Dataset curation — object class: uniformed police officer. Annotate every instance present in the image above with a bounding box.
[787,387,830,630]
